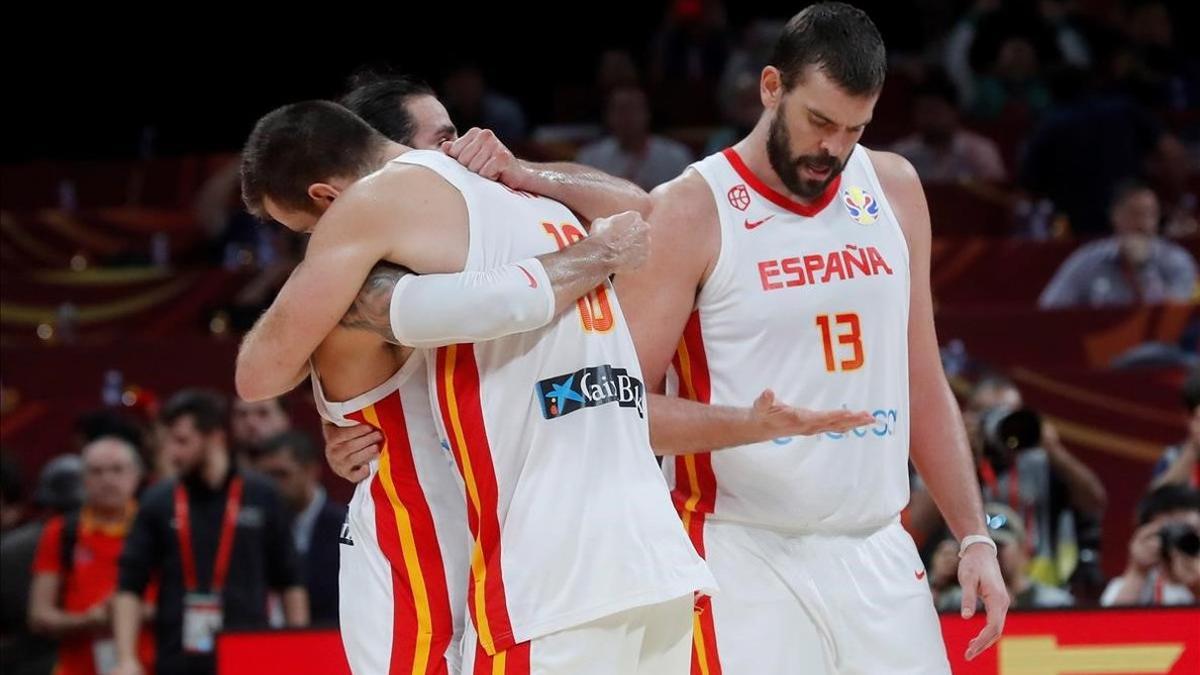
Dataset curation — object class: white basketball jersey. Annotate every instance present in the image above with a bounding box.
[394,150,715,655]
[664,146,912,537]
[312,351,469,675]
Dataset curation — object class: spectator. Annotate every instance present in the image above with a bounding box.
[254,431,345,626]
[943,0,1082,112]
[1020,68,1166,234]
[28,438,154,675]
[1039,180,1198,309]
[933,503,1075,611]
[890,70,1007,183]
[965,376,1107,587]
[229,396,290,465]
[970,35,1052,120]
[1101,484,1200,606]
[112,389,307,675]
[703,70,762,157]
[1153,368,1200,489]
[0,456,83,675]
[441,62,527,143]
[576,86,693,191]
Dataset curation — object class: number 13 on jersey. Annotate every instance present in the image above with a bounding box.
[816,313,864,372]
[543,222,616,333]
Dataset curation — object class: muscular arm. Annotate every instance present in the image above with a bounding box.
[873,149,1006,659]
[509,161,650,221]
[235,166,465,401]
[874,150,988,541]
[443,129,651,222]
[335,213,644,347]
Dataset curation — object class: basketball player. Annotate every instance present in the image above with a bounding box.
[235,102,872,673]
[322,74,874,480]
[610,4,1009,673]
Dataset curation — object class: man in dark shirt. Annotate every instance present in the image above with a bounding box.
[112,390,308,675]
[254,430,345,625]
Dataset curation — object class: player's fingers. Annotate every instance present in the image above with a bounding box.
[456,139,486,169]
[468,144,495,173]
[753,389,776,412]
[960,572,979,619]
[345,464,371,483]
[966,620,1002,661]
[478,157,501,179]
[447,129,480,157]
[343,443,381,467]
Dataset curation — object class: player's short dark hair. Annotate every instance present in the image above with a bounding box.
[259,430,319,467]
[160,389,228,435]
[340,68,436,146]
[770,2,887,95]
[240,100,386,220]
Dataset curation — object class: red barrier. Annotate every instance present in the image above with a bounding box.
[217,607,1200,675]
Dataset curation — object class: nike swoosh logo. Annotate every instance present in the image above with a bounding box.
[517,265,538,288]
[744,215,775,230]
[915,570,927,581]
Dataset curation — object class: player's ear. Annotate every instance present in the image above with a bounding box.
[761,66,784,110]
[307,183,341,211]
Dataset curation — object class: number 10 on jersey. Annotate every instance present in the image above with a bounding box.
[543,222,615,333]
[816,313,864,372]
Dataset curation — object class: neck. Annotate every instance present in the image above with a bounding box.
[735,119,818,205]
[377,140,412,167]
[89,502,129,524]
[203,448,230,489]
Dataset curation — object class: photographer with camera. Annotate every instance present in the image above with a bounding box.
[930,503,1075,612]
[1102,484,1200,606]
[962,377,1107,590]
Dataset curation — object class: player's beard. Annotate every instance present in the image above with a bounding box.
[766,100,849,201]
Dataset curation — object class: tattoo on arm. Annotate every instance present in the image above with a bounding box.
[339,262,410,344]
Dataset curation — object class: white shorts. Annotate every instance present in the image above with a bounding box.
[694,519,950,675]
[461,594,694,675]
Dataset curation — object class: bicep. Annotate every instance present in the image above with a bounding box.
[615,183,715,391]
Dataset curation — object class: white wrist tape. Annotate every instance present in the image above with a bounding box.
[959,534,998,558]
[389,257,555,348]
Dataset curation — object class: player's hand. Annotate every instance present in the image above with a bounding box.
[323,421,382,483]
[590,211,650,273]
[958,541,1009,661]
[749,389,875,438]
[441,128,528,187]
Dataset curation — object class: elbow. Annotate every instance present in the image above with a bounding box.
[234,361,277,403]
[234,345,286,402]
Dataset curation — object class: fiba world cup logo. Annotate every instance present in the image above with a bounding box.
[843,186,879,225]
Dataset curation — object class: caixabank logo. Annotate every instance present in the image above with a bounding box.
[536,365,645,420]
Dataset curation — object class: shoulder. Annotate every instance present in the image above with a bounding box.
[865,148,922,195]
